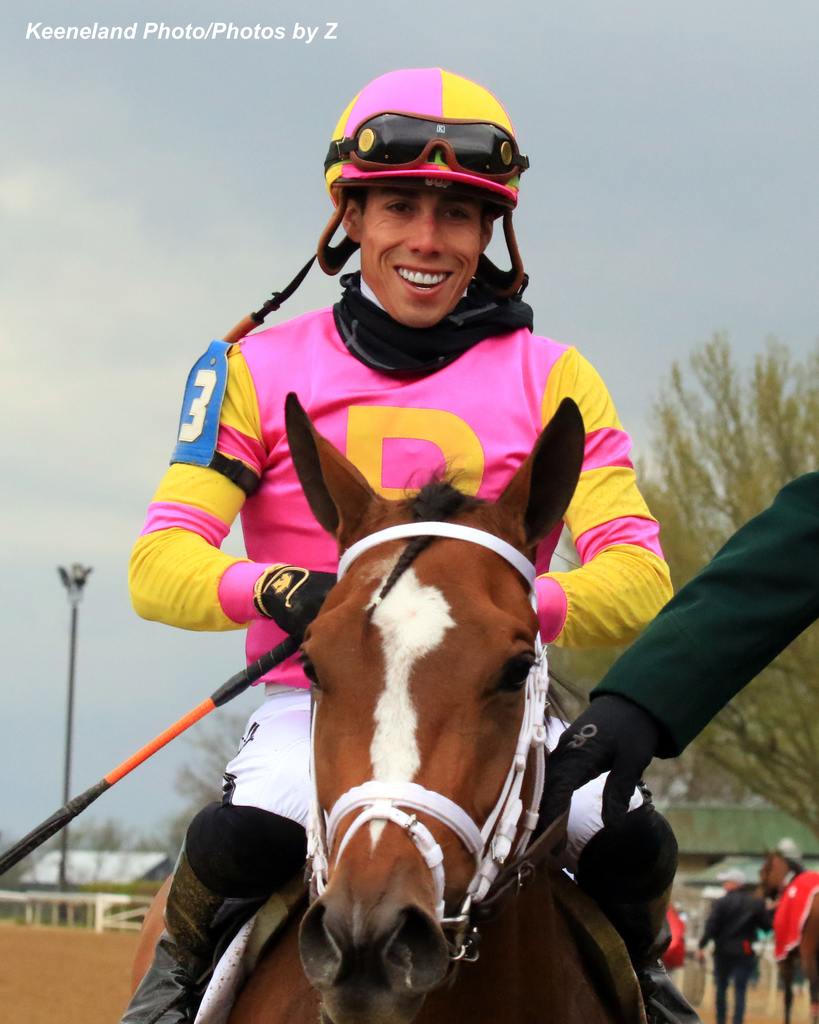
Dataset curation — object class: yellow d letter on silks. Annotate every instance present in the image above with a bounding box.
[346,406,485,499]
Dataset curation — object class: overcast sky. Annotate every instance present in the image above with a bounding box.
[1,0,816,848]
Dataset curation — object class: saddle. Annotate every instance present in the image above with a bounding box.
[194,873,307,1024]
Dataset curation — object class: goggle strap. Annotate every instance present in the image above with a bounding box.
[475,211,527,298]
[317,193,361,276]
[324,139,355,173]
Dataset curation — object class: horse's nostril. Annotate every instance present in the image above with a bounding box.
[300,896,449,998]
[382,906,449,993]
[299,900,344,988]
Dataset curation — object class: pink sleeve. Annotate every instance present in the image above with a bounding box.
[141,502,230,546]
[575,515,664,563]
[217,561,273,624]
[535,575,568,642]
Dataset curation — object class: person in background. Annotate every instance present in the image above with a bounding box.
[697,867,771,1024]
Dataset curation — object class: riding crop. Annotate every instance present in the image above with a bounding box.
[0,634,299,877]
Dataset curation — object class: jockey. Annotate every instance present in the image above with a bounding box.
[122,68,693,1024]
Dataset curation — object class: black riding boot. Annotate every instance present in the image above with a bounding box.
[121,803,308,1023]
[576,804,701,1024]
[121,849,225,1023]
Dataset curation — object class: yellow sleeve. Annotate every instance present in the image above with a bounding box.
[129,347,264,632]
[540,347,673,648]
[220,344,263,457]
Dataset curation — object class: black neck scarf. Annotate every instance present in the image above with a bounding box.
[333,272,534,375]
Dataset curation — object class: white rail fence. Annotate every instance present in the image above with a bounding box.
[0,889,153,932]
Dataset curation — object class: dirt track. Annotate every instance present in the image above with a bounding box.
[0,925,809,1023]
[0,926,138,1023]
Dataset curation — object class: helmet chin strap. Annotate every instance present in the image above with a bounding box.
[475,211,527,298]
[317,192,360,275]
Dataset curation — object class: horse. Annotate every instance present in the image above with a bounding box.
[760,850,819,1024]
[130,393,645,1024]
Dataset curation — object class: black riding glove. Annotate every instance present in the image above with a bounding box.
[539,695,661,831]
[253,565,336,639]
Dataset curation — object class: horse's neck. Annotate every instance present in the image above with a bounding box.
[421,871,618,1023]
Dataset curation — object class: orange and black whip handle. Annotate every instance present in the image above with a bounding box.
[0,635,299,877]
[223,255,317,344]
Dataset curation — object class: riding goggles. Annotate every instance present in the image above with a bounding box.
[325,113,530,183]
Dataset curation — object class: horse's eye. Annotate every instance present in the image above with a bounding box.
[496,654,534,693]
[299,652,321,689]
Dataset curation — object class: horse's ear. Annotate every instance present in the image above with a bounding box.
[285,392,377,543]
[497,398,585,547]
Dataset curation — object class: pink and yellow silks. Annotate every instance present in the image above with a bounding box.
[131,310,672,688]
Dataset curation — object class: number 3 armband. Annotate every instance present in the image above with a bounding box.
[169,341,259,497]
[171,340,230,467]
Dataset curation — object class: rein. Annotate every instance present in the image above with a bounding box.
[306,521,551,960]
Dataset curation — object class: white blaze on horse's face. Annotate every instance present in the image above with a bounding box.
[368,566,455,847]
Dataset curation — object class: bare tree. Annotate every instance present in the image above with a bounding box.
[174,710,245,809]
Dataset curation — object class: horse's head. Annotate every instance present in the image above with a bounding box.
[760,850,801,899]
[286,394,584,1024]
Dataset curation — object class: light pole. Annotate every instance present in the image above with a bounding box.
[57,563,92,890]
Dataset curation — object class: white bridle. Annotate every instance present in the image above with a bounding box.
[306,521,550,939]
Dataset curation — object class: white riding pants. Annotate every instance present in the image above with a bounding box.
[223,687,643,873]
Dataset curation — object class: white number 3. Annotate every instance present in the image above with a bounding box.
[178,369,217,442]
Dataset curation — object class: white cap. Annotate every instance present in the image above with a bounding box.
[717,867,747,885]
[775,837,802,860]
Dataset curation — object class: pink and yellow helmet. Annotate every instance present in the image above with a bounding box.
[318,68,529,296]
[325,68,527,209]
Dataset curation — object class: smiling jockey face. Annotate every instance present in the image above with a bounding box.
[341,187,494,328]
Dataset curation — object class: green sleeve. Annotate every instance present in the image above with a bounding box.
[591,472,819,755]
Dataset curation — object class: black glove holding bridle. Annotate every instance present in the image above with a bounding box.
[539,694,663,830]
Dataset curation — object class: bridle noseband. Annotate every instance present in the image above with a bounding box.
[306,521,550,958]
